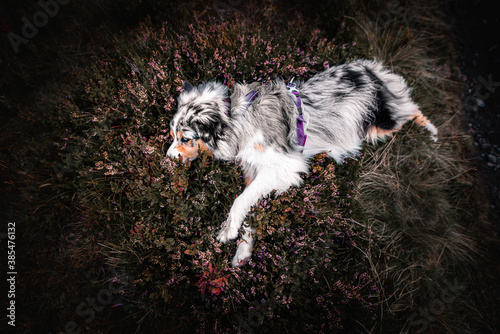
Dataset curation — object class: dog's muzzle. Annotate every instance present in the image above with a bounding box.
[167,145,184,160]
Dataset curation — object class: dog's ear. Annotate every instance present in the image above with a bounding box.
[192,120,215,145]
[191,114,225,149]
[183,81,194,92]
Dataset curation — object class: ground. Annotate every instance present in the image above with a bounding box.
[445,0,500,229]
[444,0,500,323]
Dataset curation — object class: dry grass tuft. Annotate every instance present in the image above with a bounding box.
[352,1,493,332]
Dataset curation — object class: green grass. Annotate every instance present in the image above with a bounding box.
[1,0,496,333]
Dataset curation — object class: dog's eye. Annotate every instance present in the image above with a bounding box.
[180,137,189,143]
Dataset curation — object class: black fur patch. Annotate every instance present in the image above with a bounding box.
[344,69,367,88]
[277,103,293,152]
[333,91,348,100]
[191,113,225,149]
[364,67,398,131]
[183,81,194,92]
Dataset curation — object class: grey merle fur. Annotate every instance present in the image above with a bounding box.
[171,60,426,160]
[168,59,437,266]
[170,58,436,172]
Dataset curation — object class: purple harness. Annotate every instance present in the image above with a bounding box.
[244,86,307,148]
[286,84,307,147]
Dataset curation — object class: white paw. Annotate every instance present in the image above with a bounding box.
[232,241,253,267]
[216,223,239,243]
[426,123,438,142]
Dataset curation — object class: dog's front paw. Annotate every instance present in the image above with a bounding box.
[216,222,239,243]
[232,241,253,267]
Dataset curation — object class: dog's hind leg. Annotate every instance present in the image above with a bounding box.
[410,111,438,141]
[367,111,438,143]
[366,125,401,142]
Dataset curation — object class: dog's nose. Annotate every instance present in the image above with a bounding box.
[167,145,190,163]
[167,145,181,159]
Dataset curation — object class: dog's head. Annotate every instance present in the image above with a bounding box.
[167,81,229,161]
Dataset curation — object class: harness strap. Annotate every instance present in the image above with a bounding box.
[246,91,259,103]
[235,87,307,150]
[224,91,258,116]
[287,84,307,147]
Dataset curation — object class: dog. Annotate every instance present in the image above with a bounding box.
[167,59,438,267]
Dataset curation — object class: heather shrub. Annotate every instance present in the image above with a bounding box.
[56,19,377,332]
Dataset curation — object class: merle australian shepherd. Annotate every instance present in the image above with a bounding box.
[167,59,437,267]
